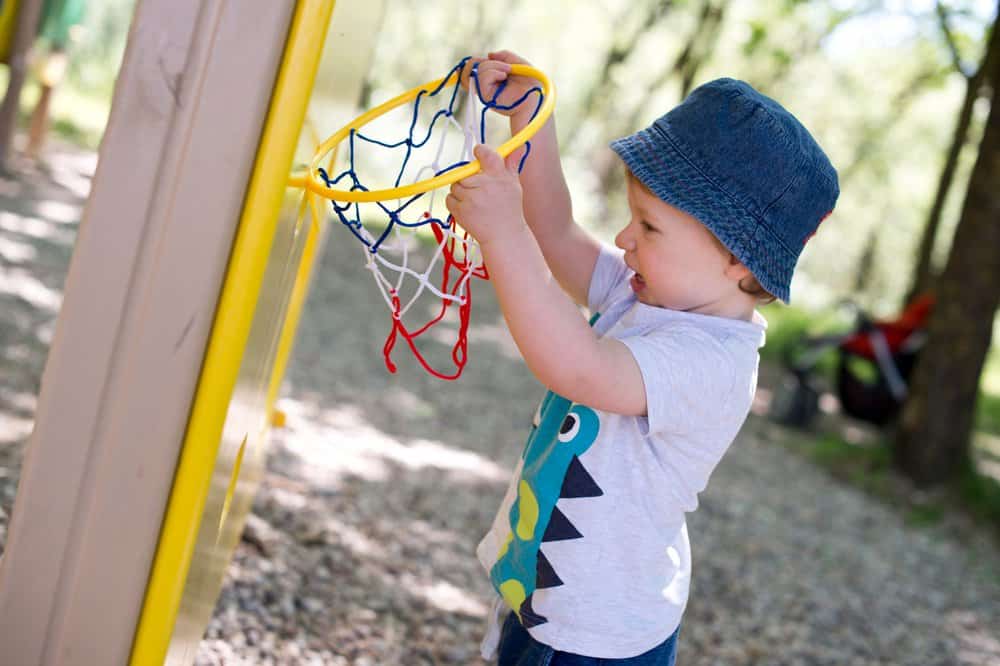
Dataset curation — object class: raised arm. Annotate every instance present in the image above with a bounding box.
[447,145,647,416]
[472,52,601,307]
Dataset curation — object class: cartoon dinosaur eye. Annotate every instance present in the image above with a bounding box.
[558,413,580,442]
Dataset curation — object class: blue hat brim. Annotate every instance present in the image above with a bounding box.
[611,125,795,303]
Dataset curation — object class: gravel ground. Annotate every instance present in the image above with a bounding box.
[1,147,999,665]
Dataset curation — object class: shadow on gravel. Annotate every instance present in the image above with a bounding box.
[2,155,997,665]
[199,227,542,664]
[0,149,95,545]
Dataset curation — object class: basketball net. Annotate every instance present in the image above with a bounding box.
[317,58,543,380]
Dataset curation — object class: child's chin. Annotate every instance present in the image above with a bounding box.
[629,274,646,294]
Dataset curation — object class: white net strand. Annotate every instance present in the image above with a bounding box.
[357,77,487,323]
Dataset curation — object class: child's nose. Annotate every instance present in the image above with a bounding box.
[615,224,633,251]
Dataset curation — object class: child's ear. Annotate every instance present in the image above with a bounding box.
[724,253,751,280]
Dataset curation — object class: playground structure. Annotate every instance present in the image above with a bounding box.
[0,0,385,663]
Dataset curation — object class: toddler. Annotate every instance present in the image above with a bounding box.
[446,50,839,665]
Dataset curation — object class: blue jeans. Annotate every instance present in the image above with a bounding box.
[497,612,679,665]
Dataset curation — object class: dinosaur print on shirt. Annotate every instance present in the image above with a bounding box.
[488,390,603,627]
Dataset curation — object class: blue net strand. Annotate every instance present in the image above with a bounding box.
[318,56,545,255]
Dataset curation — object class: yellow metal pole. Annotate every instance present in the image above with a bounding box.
[129,1,336,662]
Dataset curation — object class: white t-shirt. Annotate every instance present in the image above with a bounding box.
[477,244,767,659]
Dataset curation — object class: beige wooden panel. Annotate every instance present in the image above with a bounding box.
[0,1,294,664]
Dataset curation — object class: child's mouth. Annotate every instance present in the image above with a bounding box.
[630,273,646,294]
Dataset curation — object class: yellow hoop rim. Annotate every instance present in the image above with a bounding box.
[302,63,555,203]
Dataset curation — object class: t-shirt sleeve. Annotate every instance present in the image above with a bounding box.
[618,327,738,437]
[587,244,633,315]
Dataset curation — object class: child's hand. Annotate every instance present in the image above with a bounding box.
[446,144,528,246]
[460,50,540,124]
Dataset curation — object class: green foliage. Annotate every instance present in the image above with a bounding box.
[905,503,945,527]
[978,391,1000,436]
[783,429,1000,536]
[843,355,879,386]
[958,457,1000,528]
[758,303,815,362]
[64,0,135,95]
[39,0,1000,322]
[742,21,768,54]
[758,302,851,381]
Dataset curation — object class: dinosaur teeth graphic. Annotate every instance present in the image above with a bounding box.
[541,506,583,542]
[535,550,564,589]
[519,595,548,628]
[559,455,604,499]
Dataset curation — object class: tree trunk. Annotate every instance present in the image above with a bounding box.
[838,65,949,186]
[904,6,999,307]
[678,0,726,99]
[592,0,725,212]
[892,45,1000,486]
[0,0,46,171]
[563,0,673,147]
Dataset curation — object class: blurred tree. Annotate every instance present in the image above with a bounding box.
[64,0,133,91]
[743,2,875,93]
[904,1,998,307]
[587,0,727,209]
[0,0,44,171]
[838,64,951,186]
[25,0,86,157]
[852,226,878,293]
[565,0,674,146]
[673,0,726,99]
[569,0,728,221]
[893,15,1000,485]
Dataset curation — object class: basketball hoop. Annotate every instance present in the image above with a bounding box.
[298,57,555,380]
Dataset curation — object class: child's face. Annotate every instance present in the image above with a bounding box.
[615,175,743,312]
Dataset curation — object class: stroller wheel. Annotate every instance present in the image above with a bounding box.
[769,373,820,428]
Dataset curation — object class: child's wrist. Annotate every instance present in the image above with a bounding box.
[509,108,537,133]
[477,215,529,250]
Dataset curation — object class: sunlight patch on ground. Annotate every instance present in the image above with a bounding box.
[34,318,55,346]
[945,609,1000,664]
[0,210,76,244]
[0,391,37,413]
[0,237,37,263]
[468,317,521,361]
[403,575,487,617]
[0,413,33,444]
[0,389,36,442]
[0,267,62,311]
[322,516,385,559]
[47,162,93,199]
[34,200,82,225]
[276,399,509,486]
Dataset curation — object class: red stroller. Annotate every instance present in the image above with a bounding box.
[769,293,935,428]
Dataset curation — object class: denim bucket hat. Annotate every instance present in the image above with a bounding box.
[610,78,839,303]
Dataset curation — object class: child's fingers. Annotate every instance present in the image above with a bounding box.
[478,59,512,75]
[487,50,528,66]
[451,178,474,192]
[459,56,487,90]
[473,144,504,173]
[481,68,509,86]
[453,173,488,190]
[471,64,510,98]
